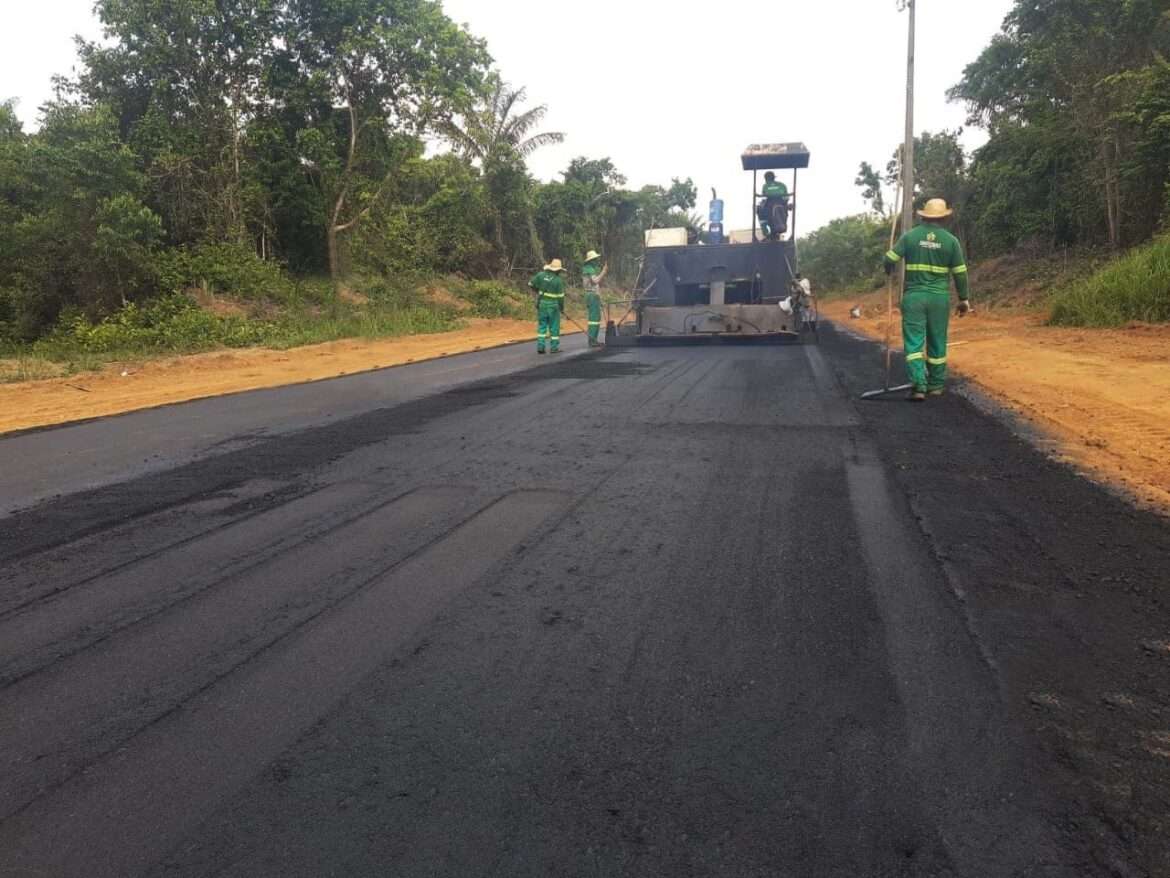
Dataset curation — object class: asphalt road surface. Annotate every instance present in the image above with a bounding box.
[2,327,1168,877]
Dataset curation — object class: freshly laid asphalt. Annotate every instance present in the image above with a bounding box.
[1,326,1168,877]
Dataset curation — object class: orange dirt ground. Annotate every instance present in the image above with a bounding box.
[0,318,573,435]
[821,293,1170,514]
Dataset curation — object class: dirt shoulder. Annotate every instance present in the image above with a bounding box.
[821,293,1170,513]
[0,318,570,435]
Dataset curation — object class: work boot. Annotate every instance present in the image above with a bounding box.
[537,348,546,355]
[927,387,945,397]
[550,348,561,354]
[909,389,927,402]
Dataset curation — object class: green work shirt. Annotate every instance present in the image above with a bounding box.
[529,270,565,304]
[583,261,602,293]
[762,180,788,199]
[885,222,970,298]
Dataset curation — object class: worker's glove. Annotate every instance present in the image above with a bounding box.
[884,261,896,276]
[956,299,973,317]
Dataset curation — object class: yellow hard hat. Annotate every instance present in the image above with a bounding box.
[584,250,601,262]
[544,259,566,273]
[918,198,953,219]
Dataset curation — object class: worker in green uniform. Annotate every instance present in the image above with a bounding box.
[529,258,567,354]
[883,198,973,401]
[582,249,607,347]
[757,171,790,239]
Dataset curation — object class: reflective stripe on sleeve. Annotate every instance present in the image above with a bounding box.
[952,264,968,274]
[886,250,901,262]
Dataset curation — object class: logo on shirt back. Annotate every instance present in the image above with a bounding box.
[920,232,942,251]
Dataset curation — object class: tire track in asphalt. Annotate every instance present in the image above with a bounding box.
[0,481,395,688]
[0,489,569,878]
[0,484,482,820]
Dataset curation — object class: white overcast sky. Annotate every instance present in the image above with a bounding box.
[2,0,1014,235]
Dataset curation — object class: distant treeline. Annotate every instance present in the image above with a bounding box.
[804,0,1170,295]
[0,0,697,342]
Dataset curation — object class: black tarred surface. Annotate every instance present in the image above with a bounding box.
[1,325,1167,877]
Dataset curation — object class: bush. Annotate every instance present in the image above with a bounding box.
[29,286,462,361]
[41,294,269,354]
[1049,236,1170,326]
[462,280,525,318]
[157,243,297,303]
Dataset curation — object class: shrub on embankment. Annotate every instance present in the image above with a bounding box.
[1049,236,1170,327]
[0,271,542,383]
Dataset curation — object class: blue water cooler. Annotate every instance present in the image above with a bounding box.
[707,190,724,244]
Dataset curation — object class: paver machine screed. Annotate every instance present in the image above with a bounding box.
[607,142,811,346]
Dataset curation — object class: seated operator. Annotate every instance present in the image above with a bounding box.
[757,172,790,238]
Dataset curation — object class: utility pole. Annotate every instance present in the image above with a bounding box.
[900,0,916,238]
[860,0,919,400]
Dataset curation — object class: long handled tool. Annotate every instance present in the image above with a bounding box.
[860,179,913,400]
[561,312,603,347]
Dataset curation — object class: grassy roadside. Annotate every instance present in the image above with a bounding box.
[815,239,1170,329]
[0,275,543,384]
[1049,236,1170,326]
[815,246,1106,312]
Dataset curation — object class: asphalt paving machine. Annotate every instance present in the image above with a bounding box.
[607,143,810,346]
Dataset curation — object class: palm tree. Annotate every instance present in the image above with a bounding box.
[442,75,564,267]
[444,74,565,165]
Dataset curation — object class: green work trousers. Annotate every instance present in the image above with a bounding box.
[585,292,602,344]
[537,300,561,352]
[901,289,950,392]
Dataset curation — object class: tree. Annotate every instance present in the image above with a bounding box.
[798,215,889,292]
[442,74,565,165]
[77,0,278,247]
[535,157,695,285]
[272,0,489,283]
[0,104,162,335]
[950,0,1170,249]
[855,161,886,216]
[441,74,564,269]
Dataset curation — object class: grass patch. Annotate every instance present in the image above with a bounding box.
[0,278,465,381]
[439,277,531,319]
[0,272,545,384]
[0,355,71,383]
[1049,236,1170,326]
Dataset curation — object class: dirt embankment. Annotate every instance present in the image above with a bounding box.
[821,292,1170,513]
[0,318,564,435]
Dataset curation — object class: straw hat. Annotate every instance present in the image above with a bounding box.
[544,259,566,273]
[917,198,953,219]
[584,250,601,263]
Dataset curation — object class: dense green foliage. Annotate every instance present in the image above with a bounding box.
[798,215,891,294]
[858,0,1170,258]
[951,0,1170,252]
[0,1,693,350]
[823,0,1170,319]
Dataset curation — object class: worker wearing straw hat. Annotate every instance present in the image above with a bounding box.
[883,198,972,401]
[582,250,607,347]
[529,259,567,354]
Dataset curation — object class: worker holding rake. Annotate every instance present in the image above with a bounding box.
[582,250,607,346]
[884,198,972,401]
